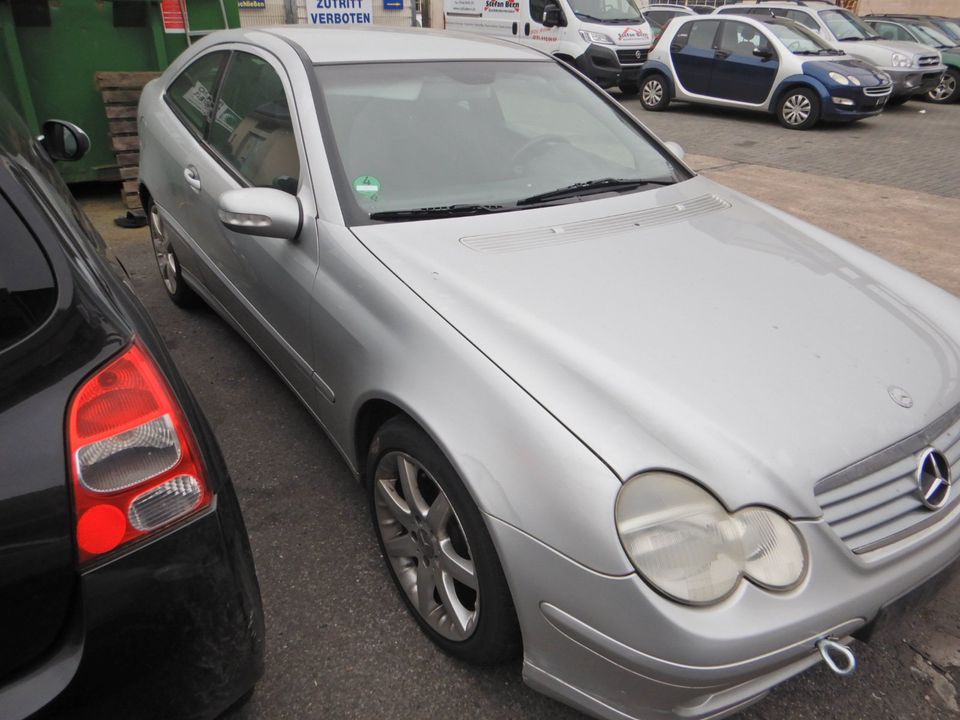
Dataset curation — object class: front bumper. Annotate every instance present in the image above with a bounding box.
[574,43,648,88]
[487,501,960,720]
[4,483,264,720]
[821,84,891,121]
[884,65,947,98]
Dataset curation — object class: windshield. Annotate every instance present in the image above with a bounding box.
[940,19,960,42]
[819,9,878,41]
[765,21,837,54]
[314,61,686,224]
[567,0,644,24]
[912,23,956,47]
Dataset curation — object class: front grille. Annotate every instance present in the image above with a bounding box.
[919,56,940,67]
[616,48,649,66]
[815,406,960,554]
[863,84,892,97]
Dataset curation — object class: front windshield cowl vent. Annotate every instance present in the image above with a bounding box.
[460,194,730,255]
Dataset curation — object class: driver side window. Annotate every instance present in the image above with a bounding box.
[718,21,771,57]
[207,52,300,194]
[530,0,546,24]
[875,22,911,41]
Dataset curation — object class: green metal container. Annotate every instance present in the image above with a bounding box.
[0,0,239,183]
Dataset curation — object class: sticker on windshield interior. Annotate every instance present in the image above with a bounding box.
[353,176,381,198]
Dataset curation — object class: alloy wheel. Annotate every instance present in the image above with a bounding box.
[149,203,178,295]
[930,74,957,102]
[642,80,664,107]
[373,451,479,641]
[782,93,812,126]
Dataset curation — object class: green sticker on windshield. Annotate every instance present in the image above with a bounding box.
[353,175,381,198]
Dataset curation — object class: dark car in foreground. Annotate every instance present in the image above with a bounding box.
[0,93,263,720]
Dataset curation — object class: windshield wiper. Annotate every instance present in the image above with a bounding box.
[574,12,605,22]
[837,35,866,41]
[369,204,508,221]
[516,177,674,207]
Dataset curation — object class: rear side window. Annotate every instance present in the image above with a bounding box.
[0,197,56,352]
[207,53,300,192]
[167,51,229,134]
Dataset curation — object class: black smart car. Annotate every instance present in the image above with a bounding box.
[0,93,263,719]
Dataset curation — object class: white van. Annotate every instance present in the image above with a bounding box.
[444,0,654,93]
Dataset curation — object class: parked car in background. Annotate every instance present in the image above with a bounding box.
[866,16,960,103]
[716,1,946,104]
[639,15,892,128]
[140,25,960,720]
[0,93,264,720]
[444,0,654,95]
[642,3,696,37]
[868,14,960,46]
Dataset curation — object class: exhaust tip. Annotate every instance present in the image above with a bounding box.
[817,638,857,676]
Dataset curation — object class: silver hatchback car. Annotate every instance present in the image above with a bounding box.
[138,26,960,720]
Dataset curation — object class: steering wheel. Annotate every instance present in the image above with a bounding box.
[509,134,571,168]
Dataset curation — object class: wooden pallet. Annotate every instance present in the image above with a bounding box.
[95,71,161,212]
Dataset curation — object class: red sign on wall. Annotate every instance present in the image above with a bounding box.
[161,0,186,32]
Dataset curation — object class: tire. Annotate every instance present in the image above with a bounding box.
[927,69,960,104]
[639,74,670,111]
[366,416,521,665]
[777,87,820,130]
[618,79,640,96]
[147,198,199,308]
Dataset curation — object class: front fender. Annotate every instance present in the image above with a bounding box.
[639,60,675,98]
[772,74,830,111]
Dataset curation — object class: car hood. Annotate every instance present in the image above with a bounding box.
[803,57,890,85]
[840,38,936,64]
[351,176,960,516]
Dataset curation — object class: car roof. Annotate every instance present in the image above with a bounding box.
[717,1,834,9]
[248,26,543,64]
[645,4,696,11]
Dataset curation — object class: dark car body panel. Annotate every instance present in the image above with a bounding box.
[0,94,263,719]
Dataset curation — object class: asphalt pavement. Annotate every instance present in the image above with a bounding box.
[79,93,960,720]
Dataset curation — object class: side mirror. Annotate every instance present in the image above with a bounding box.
[543,3,562,28]
[753,46,774,60]
[218,187,302,240]
[663,140,685,161]
[39,119,90,161]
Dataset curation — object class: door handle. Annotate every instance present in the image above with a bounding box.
[524,22,530,35]
[183,165,202,193]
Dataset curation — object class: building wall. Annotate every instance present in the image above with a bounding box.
[238,0,291,26]
[288,0,416,27]
[856,0,959,14]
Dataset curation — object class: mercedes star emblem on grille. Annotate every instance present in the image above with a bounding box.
[916,447,952,510]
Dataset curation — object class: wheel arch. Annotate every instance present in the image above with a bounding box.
[639,61,676,98]
[353,397,410,481]
[771,75,829,114]
[139,181,152,211]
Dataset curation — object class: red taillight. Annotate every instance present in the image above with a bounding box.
[67,341,211,564]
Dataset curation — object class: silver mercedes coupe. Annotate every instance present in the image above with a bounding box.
[137,25,960,720]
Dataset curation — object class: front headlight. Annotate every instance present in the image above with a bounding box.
[615,473,808,605]
[890,52,912,68]
[829,71,850,85]
[847,75,861,86]
[579,29,615,45]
